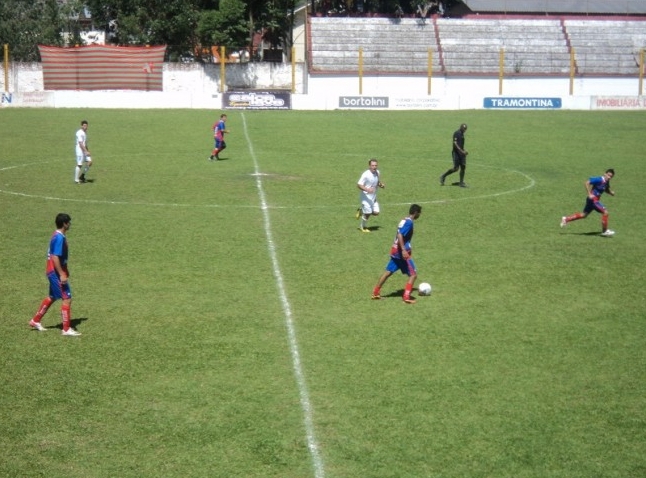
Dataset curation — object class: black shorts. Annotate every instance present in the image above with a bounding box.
[452,150,466,168]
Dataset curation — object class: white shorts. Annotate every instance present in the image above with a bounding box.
[361,199,380,215]
[76,154,91,166]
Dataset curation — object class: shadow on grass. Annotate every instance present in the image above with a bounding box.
[564,231,607,237]
[362,225,382,232]
[49,317,89,331]
[382,289,421,298]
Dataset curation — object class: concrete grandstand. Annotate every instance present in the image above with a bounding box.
[308,1,646,76]
[454,0,646,15]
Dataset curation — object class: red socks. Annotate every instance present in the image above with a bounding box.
[32,297,73,330]
[32,297,53,323]
[404,283,413,298]
[61,304,71,331]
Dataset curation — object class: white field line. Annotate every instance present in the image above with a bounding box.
[0,162,535,210]
[241,113,325,478]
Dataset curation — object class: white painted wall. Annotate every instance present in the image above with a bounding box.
[1,62,644,110]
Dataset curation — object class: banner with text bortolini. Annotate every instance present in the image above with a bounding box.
[38,45,166,91]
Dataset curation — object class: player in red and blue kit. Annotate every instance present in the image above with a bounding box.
[561,168,616,237]
[209,114,230,161]
[372,204,422,304]
[29,213,81,335]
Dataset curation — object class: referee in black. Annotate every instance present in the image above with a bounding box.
[439,123,469,188]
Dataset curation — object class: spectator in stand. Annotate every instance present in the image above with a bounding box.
[417,1,439,17]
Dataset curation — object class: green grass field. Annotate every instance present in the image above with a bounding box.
[1,108,645,478]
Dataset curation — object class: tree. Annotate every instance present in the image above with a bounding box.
[84,0,201,60]
[1,0,312,63]
[59,0,87,47]
[260,0,297,58]
[0,0,66,61]
[197,0,248,54]
[196,0,298,62]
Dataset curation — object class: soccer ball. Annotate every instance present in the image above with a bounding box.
[418,282,432,296]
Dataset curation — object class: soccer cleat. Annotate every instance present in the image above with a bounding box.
[29,320,47,331]
[359,227,370,233]
[214,154,220,160]
[439,176,445,186]
[459,182,468,188]
[371,293,381,300]
[61,328,82,336]
[601,229,615,237]
[208,155,214,161]
[560,216,567,228]
[402,296,417,304]
[355,208,362,219]
[79,173,86,183]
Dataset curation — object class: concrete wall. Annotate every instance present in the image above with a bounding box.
[1,62,303,94]
[1,61,644,110]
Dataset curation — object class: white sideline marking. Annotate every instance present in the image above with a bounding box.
[241,113,325,478]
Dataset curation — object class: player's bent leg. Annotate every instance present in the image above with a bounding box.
[403,280,417,303]
[372,271,393,299]
[565,212,586,224]
[600,212,613,235]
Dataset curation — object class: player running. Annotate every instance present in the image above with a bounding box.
[356,158,385,232]
[560,168,616,236]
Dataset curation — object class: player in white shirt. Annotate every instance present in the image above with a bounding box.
[74,120,92,183]
[356,158,385,232]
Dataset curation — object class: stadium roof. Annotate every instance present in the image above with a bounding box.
[459,0,646,15]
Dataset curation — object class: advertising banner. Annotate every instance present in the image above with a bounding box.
[592,96,646,110]
[484,97,562,109]
[1,92,55,107]
[223,91,291,110]
[338,96,389,108]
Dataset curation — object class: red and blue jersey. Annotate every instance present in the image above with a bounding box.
[213,120,226,140]
[589,175,608,199]
[389,217,414,259]
[45,230,68,275]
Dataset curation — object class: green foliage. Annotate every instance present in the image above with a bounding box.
[1,108,645,477]
[260,0,297,51]
[84,0,200,58]
[58,0,86,46]
[0,0,65,60]
[197,0,248,50]
[1,0,301,62]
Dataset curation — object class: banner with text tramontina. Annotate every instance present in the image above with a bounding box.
[484,97,562,109]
